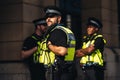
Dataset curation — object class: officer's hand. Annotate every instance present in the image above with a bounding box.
[75,49,85,57]
[87,44,95,53]
[47,41,52,47]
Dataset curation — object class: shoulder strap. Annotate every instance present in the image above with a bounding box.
[51,26,75,44]
[32,35,38,40]
[93,34,106,44]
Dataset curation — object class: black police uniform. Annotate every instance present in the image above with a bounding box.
[80,33,105,80]
[46,24,75,80]
[78,17,105,80]
[21,18,47,80]
[44,6,76,80]
[22,33,46,80]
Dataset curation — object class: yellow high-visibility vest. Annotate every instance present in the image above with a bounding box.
[30,35,41,63]
[38,26,76,66]
[80,34,106,66]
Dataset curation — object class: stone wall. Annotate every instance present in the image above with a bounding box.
[0,62,30,80]
[104,48,120,80]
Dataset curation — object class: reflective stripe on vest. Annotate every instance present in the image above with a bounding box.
[38,26,76,66]
[31,36,41,63]
[56,26,76,61]
[33,42,41,63]
[80,34,106,66]
[39,37,55,66]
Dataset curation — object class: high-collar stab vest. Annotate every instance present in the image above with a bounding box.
[80,33,106,66]
[37,26,76,67]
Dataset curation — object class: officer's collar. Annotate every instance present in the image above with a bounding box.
[87,33,98,40]
[88,33,97,37]
[32,33,43,40]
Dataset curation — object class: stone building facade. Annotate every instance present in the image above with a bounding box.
[0,0,120,80]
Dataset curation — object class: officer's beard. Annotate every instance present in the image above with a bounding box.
[43,23,57,38]
[43,18,60,38]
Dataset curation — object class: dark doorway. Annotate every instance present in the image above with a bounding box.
[118,0,120,47]
[59,0,82,49]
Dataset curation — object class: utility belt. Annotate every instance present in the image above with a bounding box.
[80,61,104,70]
[45,59,74,73]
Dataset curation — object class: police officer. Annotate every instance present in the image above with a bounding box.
[21,18,47,80]
[39,6,76,80]
[76,17,106,80]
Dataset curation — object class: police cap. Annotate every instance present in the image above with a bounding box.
[87,17,103,29]
[44,6,62,18]
[33,18,47,27]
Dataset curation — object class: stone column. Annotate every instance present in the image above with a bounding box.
[81,0,119,47]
